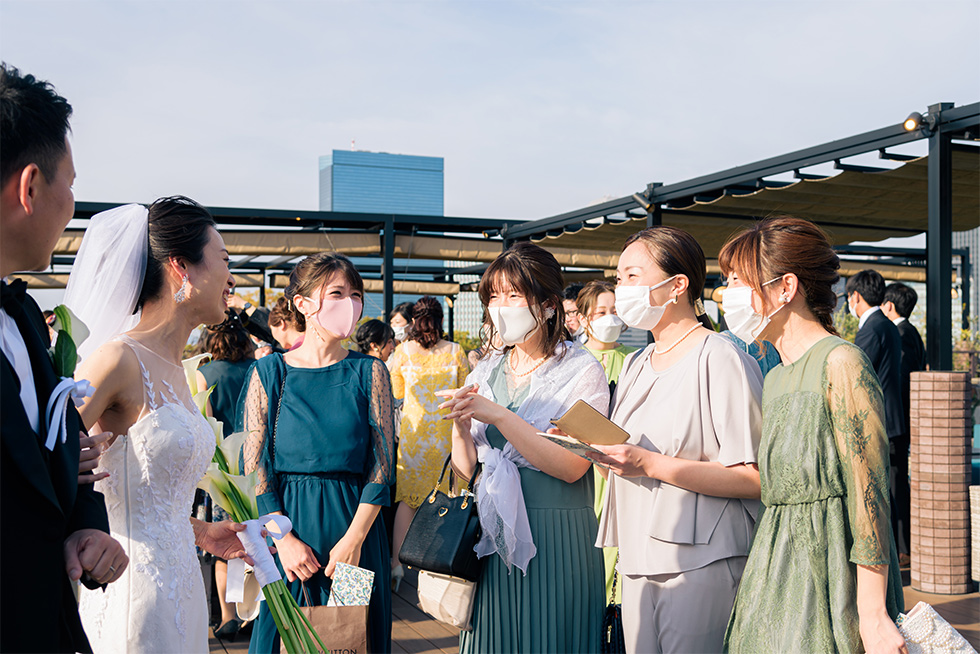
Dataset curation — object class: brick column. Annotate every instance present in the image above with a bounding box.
[909,371,972,594]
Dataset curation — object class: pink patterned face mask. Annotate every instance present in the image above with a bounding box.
[304,296,362,339]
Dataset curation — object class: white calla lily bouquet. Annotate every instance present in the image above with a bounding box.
[184,355,327,653]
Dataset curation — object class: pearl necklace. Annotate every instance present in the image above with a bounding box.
[653,323,701,355]
[508,350,547,377]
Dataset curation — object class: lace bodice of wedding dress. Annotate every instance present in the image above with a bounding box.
[79,335,215,653]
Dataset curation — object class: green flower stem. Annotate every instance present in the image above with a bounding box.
[213,447,229,473]
[262,585,293,653]
[225,486,252,522]
[267,583,299,653]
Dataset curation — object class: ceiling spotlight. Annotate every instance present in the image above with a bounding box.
[903,112,923,132]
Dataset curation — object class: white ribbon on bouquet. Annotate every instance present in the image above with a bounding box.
[226,514,293,604]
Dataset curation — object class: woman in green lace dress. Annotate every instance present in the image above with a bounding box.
[719,216,905,654]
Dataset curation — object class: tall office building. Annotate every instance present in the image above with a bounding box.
[317,149,487,334]
[319,150,443,215]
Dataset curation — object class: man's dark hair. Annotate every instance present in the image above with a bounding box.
[884,282,918,319]
[562,283,584,302]
[845,269,885,307]
[0,63,73,187]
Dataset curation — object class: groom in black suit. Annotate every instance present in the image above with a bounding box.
[846,270,908,557]
[1,64,128,653]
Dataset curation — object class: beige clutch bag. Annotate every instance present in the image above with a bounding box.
[550,399,629,445]
[896,601,977,654]
[416,570,477,631]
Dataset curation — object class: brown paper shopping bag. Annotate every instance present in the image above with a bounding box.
[276,604,369,654]
[277,582,370,654]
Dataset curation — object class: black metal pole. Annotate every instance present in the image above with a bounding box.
[447,296,455,341]
[259,274,267,307]
[959,249,971,332]
[926,103,954,371]
[646,198,662,345]
[646,183,663,229]
[383,216,395,320]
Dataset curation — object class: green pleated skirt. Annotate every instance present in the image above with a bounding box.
[459,466,604,654]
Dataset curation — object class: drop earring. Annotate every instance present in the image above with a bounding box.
[174,275,189,304]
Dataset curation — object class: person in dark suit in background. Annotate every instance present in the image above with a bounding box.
[882,282,927,387]
[881,282,926,563]
[846,270,907,560]
[0,63,128,653]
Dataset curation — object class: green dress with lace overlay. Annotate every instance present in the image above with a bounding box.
[725,336,903,653]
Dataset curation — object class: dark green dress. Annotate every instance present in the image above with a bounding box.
[240,351,395,654]
[459,360,604,653]
[725,337,903,653]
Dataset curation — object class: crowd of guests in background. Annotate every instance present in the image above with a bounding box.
[3,63,926,654]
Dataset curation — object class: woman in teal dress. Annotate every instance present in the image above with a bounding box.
[438,242,609,653]
[241,253,395,653]
[719,216,905,654]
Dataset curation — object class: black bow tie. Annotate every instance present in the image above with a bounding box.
[1,279,28,318]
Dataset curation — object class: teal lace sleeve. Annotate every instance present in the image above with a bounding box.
[824,343,892,566]
[242,367,282,514]
[362,357,395,506]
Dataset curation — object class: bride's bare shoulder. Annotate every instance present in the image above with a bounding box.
[76,340,142,389]
[75,340,145,431]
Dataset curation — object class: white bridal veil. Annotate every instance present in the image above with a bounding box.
[65,204,149,361]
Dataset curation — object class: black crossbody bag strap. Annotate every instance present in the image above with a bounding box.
[270,355,287,467]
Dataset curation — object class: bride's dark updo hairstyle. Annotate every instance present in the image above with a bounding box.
[718,215,841,335]
[406,296,443,349]
[284,251,364,308]
[135,195,217,313]
[478,241,569,358]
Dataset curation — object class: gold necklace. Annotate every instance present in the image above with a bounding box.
[653,323,701,355]
[508,350,547,377]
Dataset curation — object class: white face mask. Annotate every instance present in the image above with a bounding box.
[588,314,625,344]
[392,325,407,342]
[571,324,585,338]
[614,275,678,331]
[488,305,539,346]
[722,278,784,343]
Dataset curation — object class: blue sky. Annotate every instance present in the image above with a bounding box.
[3,0,978,222]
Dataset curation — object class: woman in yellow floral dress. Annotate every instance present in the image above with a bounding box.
[388,296,470,589]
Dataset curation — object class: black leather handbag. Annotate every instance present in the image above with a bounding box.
[398,456,483,582]
[601,554,626,653]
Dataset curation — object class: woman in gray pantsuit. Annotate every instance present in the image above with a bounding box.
[584,227,764,654]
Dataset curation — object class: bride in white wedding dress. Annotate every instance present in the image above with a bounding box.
[68,198,248,653]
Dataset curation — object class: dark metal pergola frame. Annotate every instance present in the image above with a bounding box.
[502,102,980,371]
[47,103,977,365]
[65,203,525,332]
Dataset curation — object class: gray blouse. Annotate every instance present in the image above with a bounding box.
[596,332,763,576]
